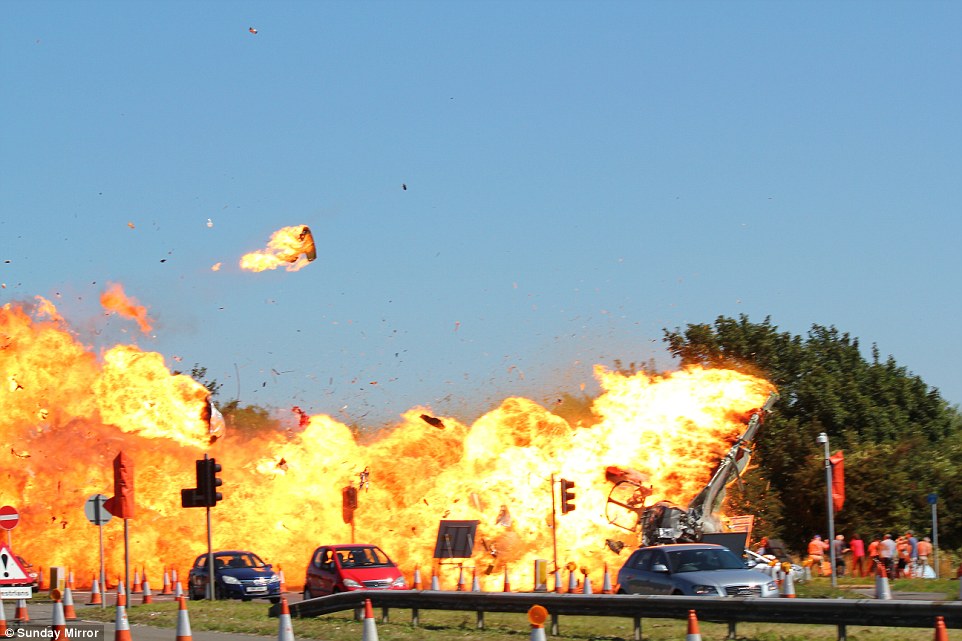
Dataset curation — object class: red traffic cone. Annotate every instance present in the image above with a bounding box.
[277,565,288,593]
[602,564,613,594]
[131,569,142,594]
[553,569,562,593]
[875,562,892,600]
[175,596,192,641]
[63,585,78,620]
[686,609,702,641]
[114,588,131,641]
[430,570,440,590]
[933,616,949,641]
[582,570,592,594]
[161,569,173,595]
[471,568,481,592]
[141,574,153,604]
[0,595,7,636]
[412,565,423,590]
[88,577,103,605]
[51,590,69,641]
[361,598,379,641]
[277,596,294,641]
[14,599,29,622]
[567,569,577,593]
[503,565,512,592]
[456,566,466,591]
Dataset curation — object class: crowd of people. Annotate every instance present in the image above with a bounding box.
[803,531,934,578]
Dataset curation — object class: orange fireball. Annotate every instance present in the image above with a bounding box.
[0,296,774,593]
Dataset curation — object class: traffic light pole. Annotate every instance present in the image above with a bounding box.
[205,453,215,600]
[550,474,558,573]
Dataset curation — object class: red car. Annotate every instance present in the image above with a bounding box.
[303,544,407,598]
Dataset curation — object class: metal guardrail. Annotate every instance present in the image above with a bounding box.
[269,589,962,634]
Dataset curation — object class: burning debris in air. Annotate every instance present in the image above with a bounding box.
[240,225,317,272]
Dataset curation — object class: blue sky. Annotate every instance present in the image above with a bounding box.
[3,1,960,428]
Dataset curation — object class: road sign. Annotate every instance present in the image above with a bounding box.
[0,542,31,584]
[85,494,113,525]
[927,493,938,505]
[0,506,19,531]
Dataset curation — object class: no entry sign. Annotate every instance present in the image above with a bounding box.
[0,506,19,531]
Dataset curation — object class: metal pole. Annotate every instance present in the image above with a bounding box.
[819,432,837,588]
[123,518,130,602]
[206,453,215,600]
[931,501,939,578]
[550,474,558,573]
[98,522,106,609]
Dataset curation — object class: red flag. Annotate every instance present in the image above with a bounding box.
[829,451,844,512]
[104,452,135,519]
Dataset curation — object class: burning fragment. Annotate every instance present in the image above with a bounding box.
[127,222,135,229]
[207,218,214,228]
[249,27,258,34]
[100,283,154,334]
[420,414,445,429]
[239,225,317,272]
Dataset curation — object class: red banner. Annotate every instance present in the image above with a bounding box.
[104,451,135,519]
[829,451,844,512]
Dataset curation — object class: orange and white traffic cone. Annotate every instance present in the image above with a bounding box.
[686,609,702,641]
[430,569,440,590]
[528,605,548,641]
[51,591,69,641]
[161,569,172,595]
[175,596,192,641]
[277,565,288,593]
[567,569,577,593]
[0,595,7,636]
[141,574,153,604]
[89,577,103,605]
[37,568,45,591]
[471,568,481,592]
[412,565,423,590]
[503,565,511,592]
[114,587,131,641]
[582,570,592,595]
[174,581,183,599]
[14,599,29,622]
[68,569,76,591]
[361,598,379,641]
[277,596,294,641]
[875,562,892,600]
[602,564,613,594]
[553,569,562,593]
[131,569,142,594]
[456,566,466,591]
[63,585,78,620]
[934,615,949,641]
[780,569,796,597]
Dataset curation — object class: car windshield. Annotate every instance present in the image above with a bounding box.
[668,548,745,573]
[336,547,392,568]
[213,553,267,570]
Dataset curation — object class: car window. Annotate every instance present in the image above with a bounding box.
[650,550,669,570]
[668,547,746,572]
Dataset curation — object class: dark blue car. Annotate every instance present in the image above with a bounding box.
[188,550,282,602]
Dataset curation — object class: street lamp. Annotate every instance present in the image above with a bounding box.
[817,432,837,588]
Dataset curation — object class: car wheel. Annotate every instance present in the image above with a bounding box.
[616,587,626,594]
[269,597,281,605]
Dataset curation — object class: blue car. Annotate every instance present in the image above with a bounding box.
[188,550,282,602]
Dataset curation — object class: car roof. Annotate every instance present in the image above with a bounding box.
[321,543,380,550]
[636,543,728,551]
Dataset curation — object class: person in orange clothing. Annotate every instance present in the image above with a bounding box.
[917,536,933,569]
[868,534,881,572]
[807,535,828,576]
[895,536,911,578]
[849,534,866,577]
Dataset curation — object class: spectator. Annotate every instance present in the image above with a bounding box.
[807,535,828,576]
[896,536,911,578]
[878,533,897,577]
[906,530,919,563]
[917,536,933,571]
[833,535,849,576]
[849,534,866,577]
[868,535,881,571]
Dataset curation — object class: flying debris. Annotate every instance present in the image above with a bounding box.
[402,183,407,191]
[207,218,213,228]
[239,225,317,272]
[249,27,258,34]
[420,414,445,429]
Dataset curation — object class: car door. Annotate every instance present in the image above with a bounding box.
[619,549,652,594]
[643,550,675,595]
[307,547,329,596]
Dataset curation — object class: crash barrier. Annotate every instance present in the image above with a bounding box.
[268,590,962,641]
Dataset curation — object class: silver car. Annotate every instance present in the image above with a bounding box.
[616,543,779,597]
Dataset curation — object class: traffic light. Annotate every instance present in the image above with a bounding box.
[560,478,576,514]
[180,487,206,508]
[342,485,358,524]
[198,458,223,506]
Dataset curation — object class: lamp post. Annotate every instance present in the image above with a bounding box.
[817,432,837,588]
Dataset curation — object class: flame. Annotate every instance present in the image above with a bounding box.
[99,284,154,334]
[0,297,775,591]
[239,226,316,272]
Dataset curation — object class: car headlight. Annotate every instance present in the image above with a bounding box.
[269,574,280,583]
[343,578,363,588]
[391,576,407,588]
[766,581,777,591]
[691,584,718,595]
[222,575,240,585]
